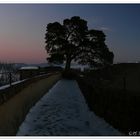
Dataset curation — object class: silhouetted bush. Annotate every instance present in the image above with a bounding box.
[62,69,79,80]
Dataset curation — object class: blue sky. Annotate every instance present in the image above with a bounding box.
[0,4,140,63]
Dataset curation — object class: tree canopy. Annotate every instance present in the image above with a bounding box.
[45,16,114,70]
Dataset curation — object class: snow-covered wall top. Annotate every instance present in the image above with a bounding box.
[0,73,52,105]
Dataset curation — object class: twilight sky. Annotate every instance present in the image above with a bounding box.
[0,4,140,64]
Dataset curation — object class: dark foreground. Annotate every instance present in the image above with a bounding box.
[76,63,140,136]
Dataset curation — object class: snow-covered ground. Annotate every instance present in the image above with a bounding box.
[17,80,122,136]
[20,66,39,70]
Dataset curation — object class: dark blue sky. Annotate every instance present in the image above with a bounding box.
[0,4,140,63]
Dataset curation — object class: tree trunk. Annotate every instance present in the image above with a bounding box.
[65,58,71,71]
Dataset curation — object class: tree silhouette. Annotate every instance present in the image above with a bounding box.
[45,16,114,71]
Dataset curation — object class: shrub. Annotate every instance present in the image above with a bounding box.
[62,70,78,80]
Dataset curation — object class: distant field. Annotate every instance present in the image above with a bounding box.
[77,63,140,135]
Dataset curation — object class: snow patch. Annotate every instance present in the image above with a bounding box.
[20,66,39,70]
[0,79,26,91]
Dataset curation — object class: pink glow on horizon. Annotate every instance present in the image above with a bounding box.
[0,41,48,64]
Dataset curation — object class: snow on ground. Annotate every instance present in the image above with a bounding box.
[17,79,122,136]
[20,66,39,70]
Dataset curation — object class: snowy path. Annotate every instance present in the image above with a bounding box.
[17,79,121,136]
